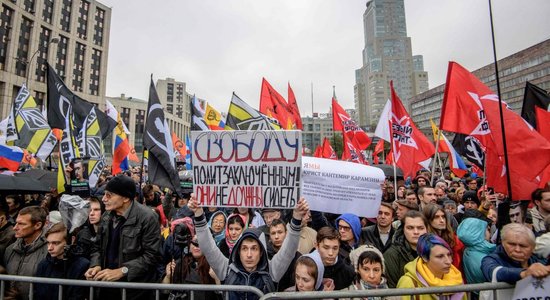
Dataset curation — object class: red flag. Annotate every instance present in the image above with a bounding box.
[172,132,186,158]
[341,133,365,164]
[390,81,435,178]
[440,62,550,200]
[260,78,293,129]
[385,149,394,165]
[321,137,337,160]
[128,145,139,163]
[471,164,484,178]
[288,83,303,130]
[332,98,371,149]
[313,145,323,158]
[535,106,550,143]
[373,139,384,164]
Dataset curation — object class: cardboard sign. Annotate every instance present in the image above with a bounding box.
[512,275,550,300]
[192,130,301,208]
[301,157,384,217]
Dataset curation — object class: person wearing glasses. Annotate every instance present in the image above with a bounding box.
[84,175,161,300]
[335,213,362,264]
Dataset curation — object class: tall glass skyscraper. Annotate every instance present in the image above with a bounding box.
[354,0,429,129]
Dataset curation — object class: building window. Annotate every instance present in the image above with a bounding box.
[89,49,101,95]
[167,104,173,114]
[0,5,14,71]
[121,107,131,129]
[60,0,72,33]
[77,0,89,40]
[16,17,33,77]
[34,91,45,106]
[134,109,145,153]
[55,35,68,81]
[72,42,86,91]
[93,7,104,46]
[23,0,35,14]
[35,26,52,82]
[42,0,54,24]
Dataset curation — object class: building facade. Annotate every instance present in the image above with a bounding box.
[410,38,550,134]
[354,0,428,130]
[0,0,110,119]
[301,116,334,154]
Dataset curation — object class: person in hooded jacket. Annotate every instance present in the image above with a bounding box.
[208,210,227,246]
[335,213,362,264]
[188,195,309,300]
[396,233,466,300]
[284,250,334,292]
[456,212,495,284]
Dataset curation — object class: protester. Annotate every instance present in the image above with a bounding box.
[235,207,266,228]
[384,210,428,288]
[417,186,437,211]
[4,206,48,300]
[285,250,335,292]
[456,211,495,285]
[189,195,309,299]
[266,219,301,291]
[208,210,227,246]
[0,207,15,263]
[85,175,161,300]
[298,210,318,255]
[218,213,246,257]
[34,223,90,300]
[454,191,480,224]
[5,195,22,224]
[423,204,463,270]
[466,178,478,191]
[74,197,103,259]
[336,213,362,262]
[482,223,550,283]
[163,233,220,300]
[396,233,465,300]
[315,226,355,290]
[530,188,550,235]
[346,245,390,300]
[404,190,419,206]
[362,203,396,253]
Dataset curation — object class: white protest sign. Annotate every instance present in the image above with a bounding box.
[192,130,301,208]
[301,157,385,217]
[512,275,550,300]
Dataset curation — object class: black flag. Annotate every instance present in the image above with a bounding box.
[451,133,485,169]
[47,64,116,139]
[144,77,181,193]
[521,81,550,129]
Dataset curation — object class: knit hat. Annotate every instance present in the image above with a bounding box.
[48,211,62,224]
[349,245,386,274]
[105,175,136,200]
[395,199,419,211]
[462,191,480,206]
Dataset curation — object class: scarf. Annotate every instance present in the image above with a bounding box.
[416,258,463,287]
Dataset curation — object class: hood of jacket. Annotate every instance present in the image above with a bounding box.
[208,210,227,234]
[535,232,550,259]
[336,213,361,247]
[301,250,325,290]
[457,218,495,252]
[229,227,269,273]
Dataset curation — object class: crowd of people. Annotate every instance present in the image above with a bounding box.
[1,166,550,300]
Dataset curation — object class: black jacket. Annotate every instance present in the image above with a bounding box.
[323,254,355,290]
[90,201,161,300]
[34,254,90,300]
[361,224,395,253]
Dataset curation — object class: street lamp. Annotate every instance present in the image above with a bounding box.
[25,37,59,87]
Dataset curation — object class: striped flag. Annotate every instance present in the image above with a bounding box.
[430,119,468,177]
[225,93,279,130]
[191,96,209,131]
[204,103,225,130]
[0,144,24,171]
[106,100,130,175]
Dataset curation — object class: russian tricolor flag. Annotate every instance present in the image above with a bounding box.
[0,144,24,171]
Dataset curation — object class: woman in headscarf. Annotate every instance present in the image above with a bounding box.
[285,250,334,292]
[396,233,465,300]
[207,211,226,246]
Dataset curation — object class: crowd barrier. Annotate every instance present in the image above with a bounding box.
[0,274,514,300]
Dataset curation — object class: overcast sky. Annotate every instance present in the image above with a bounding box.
[100,0,550,116]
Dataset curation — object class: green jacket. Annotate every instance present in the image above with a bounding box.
[383,235,417,288]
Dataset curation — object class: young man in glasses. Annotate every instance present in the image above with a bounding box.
[335,213,362,263]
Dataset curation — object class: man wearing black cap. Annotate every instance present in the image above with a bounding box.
[455,191,481,224]
[84,175,161,300]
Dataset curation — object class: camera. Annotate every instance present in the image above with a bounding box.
[173,223,192,247]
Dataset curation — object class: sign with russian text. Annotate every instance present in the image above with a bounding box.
[512,275,550,300]
[301,157,384,217]
[192,130,301,208]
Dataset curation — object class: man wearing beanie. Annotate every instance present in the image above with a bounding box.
[85,175,161,300]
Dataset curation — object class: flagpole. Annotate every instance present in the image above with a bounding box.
[311,82,316,153]
[488,0,512,200]
[430,129,442,185]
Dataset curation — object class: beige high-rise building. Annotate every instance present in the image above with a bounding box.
[0,0,111,120]
[155,77,192,139]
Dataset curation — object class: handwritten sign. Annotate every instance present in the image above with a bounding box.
[301,157,384,217]
[192,130,301,208]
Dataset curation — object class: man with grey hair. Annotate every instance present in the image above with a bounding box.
[482,223,550,283]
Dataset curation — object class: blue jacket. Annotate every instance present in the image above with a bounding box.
[457,218,495,284]
[34,254,90,300]
[481,245,544,283]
